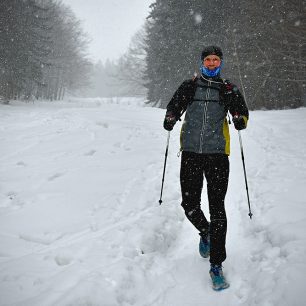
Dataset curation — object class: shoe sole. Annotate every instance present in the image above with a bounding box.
[212,283,230,291]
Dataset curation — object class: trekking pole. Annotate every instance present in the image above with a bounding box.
[159,131,171,205]
[238,130,253,219]
[232,36,253,219]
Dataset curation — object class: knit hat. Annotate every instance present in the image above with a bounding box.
[201,46,223,61]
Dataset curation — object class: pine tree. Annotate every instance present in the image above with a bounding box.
[0,0,48,100]
[145,0,199,107]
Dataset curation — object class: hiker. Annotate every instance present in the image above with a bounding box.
[163,46,249,290]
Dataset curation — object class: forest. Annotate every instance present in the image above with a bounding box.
[0,0,305,109]
[0,0,91,102]
[144,0,306,109]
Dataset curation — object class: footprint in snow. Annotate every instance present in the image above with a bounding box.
[48,173,64,181]
[7,191,17,200]
[96,121,109,128]
[54,254,74,266]
[84,149,96,156]
[3,191,24,208]
[16,161,27,167]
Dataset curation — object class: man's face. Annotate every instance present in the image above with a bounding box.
[203,55,221,70]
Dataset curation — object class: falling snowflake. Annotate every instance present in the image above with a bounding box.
[294,20,300,26]
[194,14,202,24]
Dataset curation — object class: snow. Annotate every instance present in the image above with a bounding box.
[194,14,202,24]
[0,98,306,306]
[294,20,300,26]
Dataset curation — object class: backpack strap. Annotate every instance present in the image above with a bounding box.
[192,72,198,82]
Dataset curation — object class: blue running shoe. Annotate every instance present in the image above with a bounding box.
[209,265,230,291]
[199,234,210,258]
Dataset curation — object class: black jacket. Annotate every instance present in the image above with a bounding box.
[165,75,249,155]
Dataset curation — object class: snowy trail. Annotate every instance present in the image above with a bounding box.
[0,99,305,306]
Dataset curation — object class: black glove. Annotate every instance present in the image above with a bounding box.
[233,114,246,130]
[163,112,176,131]
[224,83,234,95]
[223,82,238,95]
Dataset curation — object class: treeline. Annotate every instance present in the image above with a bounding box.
[143,0,306,109]
[0,0,91,102]
[2,0,304,109]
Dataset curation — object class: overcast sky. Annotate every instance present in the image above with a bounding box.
[62,0,153,63]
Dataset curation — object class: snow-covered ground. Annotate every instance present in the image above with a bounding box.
[0,98,305,306]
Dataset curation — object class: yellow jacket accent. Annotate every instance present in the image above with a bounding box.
[223,119,230,155]
[242,115,248,128]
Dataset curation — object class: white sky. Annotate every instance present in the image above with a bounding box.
[62,0,153,63]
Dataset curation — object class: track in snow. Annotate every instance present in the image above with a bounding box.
[0,99,305,306]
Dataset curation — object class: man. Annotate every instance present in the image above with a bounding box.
[163,46,249,291]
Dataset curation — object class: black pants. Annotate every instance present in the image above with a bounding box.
[180,151,229,265]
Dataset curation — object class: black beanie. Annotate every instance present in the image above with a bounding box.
[201,46,223,60]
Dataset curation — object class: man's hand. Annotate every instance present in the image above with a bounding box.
[233,114,247,130]
[163,112,176,131]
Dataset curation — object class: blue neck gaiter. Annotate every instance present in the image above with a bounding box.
[200,65,221,77]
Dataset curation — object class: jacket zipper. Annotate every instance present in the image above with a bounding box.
[199,80,211,153]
